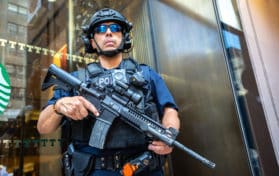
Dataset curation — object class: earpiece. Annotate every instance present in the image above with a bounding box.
[123,22,133,50]
[123,33,132,50]
[80,25,96,53]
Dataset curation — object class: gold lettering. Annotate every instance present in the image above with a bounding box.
[56,52,62,59]
[14,140,21,148]
[34,46,42,54]
[49,50,55,56]
[9,40,17,49]
[0,38,87,63]
[78,56,83,62]
[18,42,26,50]
[83,57,88,63]
[41,48,49,55]
[77,56,83,62]
[3,140,11,148]
[0,38,8,47]
[72,54,76,61]
[26,44,34,52]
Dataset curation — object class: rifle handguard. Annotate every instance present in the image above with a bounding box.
[168,127,179,140]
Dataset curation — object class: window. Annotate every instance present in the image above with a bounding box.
[7,22,17,34]
[18,25,26,35]
[8,3,17,13]
[7,22,26,36]
[8,3,28,16]
[19,6,28,15]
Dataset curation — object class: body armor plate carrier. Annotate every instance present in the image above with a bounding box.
[70,58,160,149]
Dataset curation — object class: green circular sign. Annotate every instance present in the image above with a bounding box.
[0,64,11,115]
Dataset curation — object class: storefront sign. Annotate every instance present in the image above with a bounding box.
[0,64,11,116]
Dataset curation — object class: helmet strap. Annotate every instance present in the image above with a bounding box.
[92,36,125,57]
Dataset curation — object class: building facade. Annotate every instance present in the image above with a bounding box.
[0,0,278,175]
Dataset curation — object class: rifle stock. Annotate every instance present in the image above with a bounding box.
[42,64,216,169]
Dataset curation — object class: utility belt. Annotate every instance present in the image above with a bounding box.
[62,144,164,176]
[63,151,128,176]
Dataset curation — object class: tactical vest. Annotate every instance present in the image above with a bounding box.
[70,58,160,149]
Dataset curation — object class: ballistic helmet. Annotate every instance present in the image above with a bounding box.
[88,8,132,35]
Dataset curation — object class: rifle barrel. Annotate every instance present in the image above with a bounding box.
[173,141,216,168]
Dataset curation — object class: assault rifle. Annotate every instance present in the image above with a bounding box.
[41,64,216,169]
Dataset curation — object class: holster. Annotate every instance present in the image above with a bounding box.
[62,152,73,176]
[71,151,94,176]
[62,143,94,176]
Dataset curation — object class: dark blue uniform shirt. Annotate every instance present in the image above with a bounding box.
[45,64,178,175]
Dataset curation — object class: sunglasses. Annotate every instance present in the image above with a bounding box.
[94,24,122,33]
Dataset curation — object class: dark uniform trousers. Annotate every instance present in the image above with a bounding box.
[89,169,164,176]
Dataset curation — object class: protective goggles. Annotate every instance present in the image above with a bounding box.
[94,24,122,33]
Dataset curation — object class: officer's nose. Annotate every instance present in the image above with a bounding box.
[105,27,112,35]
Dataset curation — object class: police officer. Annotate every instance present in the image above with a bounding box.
[37,8,180,176]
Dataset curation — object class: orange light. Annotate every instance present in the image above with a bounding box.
[122,163,139,176]
[53,44,67,68]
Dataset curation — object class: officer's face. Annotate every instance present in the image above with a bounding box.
[91,22,123,52]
